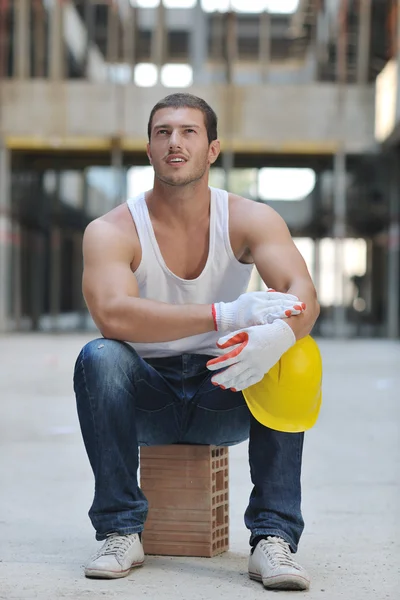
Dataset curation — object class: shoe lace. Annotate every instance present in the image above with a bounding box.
[94,534,137,561]
[259,537,301,570]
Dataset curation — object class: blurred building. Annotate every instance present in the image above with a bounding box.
[0,0,398,338]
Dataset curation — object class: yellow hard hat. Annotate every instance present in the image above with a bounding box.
[242,335,322,433]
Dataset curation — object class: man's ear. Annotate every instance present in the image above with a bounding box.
[209,139,220,165]
[146,142,153,165]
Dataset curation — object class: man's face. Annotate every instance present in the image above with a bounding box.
[147,107,220,187]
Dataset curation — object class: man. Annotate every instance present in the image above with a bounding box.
[74,93,320,591]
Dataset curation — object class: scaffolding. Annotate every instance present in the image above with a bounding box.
[0,0,398,337]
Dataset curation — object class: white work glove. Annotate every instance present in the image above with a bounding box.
[212,290,305,333]
[206,319,296,391]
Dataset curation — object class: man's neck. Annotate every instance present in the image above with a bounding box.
[146,178,211,227]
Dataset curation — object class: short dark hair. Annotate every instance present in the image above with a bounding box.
[147,93,218,144]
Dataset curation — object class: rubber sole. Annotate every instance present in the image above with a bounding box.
[85,559,144,579]
[249,570,310,591]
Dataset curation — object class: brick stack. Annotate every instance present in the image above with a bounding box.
[140,444,229,557]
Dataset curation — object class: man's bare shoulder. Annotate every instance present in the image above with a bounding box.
[83,203,141,268]
[228,193,285,231]
[84,202,138,246]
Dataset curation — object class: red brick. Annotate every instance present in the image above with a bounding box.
[140,445,229,557]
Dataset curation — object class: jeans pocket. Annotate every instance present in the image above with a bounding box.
[183,404,250,446]
[136,403,180,446]
[135,378,177,411]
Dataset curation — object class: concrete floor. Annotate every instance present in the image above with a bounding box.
[0,334,399,600]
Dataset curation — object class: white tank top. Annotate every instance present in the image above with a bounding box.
[126,187,253,358]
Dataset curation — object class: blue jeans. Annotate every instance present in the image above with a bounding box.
[73,338,305,551]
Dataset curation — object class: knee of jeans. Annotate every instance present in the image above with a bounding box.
[74,337,138,378]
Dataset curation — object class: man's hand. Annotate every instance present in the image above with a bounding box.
[206,319,296,391]
[212,290,305,333]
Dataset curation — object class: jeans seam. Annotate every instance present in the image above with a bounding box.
[135,377,179,400]
[135,404,176,415]
[80,345,100,479]
[195,404,247,414]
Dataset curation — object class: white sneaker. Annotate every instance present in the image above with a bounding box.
[248,536,310,591]
[85,533,145,579]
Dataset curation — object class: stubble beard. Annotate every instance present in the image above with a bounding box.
[154,153,209,188]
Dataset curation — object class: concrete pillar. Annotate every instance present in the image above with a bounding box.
[12,221,22,331]
[356,0,371,84]
[222,147,234,192]
[210,12,224,82]
[122,4,136,81]
[222,12,237,191]
[387,155,400,339]
[311,176,322,297]
[315,7,329,80]
[33,0,46,78]
[0,0,9,78]
[311,238,322,335]
[83,0,95,77]
[190,0,207,84]
[0,142,11,332]
[332,151,347,336]
[49,173,61,330]
[259,11,271,83]
[111,137,125,208]
[107,2,125,185]
[72,230,84,328]
[29,230,45,331]
[50,226,61,330]
[107,1,119,64]
[151,0,166,83]
[80,172,89,329]
[396,0,400,139]
[383,0,400,338]
[49,0,65,80]
[312,239,320,293]
[332,0,348,337]
[225,11,237,84]
[28,174,45,330]
[13,0,30,78]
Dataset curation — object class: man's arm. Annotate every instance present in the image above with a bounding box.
[246,203,320,340]
[82,219,214,342]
